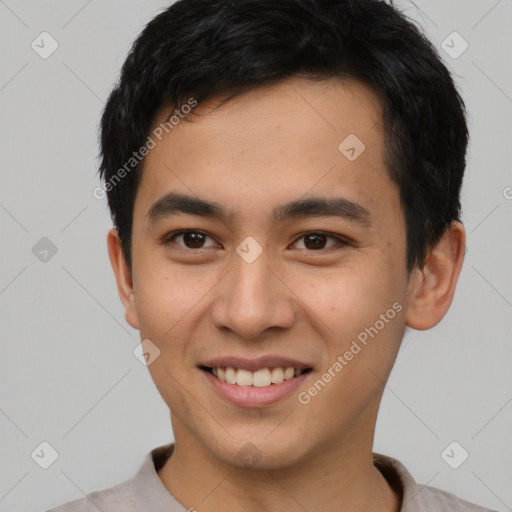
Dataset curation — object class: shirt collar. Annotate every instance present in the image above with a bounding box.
[373,452,434,510]
[129,444,430,511]
[130,444,183,511]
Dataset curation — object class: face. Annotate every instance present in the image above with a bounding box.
[115,77,419,469]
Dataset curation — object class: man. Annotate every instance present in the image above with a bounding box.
[49,0,496,510]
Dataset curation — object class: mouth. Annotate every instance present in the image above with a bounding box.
[198,356,314,407]
[199,365,313,387]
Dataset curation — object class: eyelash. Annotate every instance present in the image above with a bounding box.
[161,230,350,253]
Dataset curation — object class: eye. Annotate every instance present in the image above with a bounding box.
[162,230,348,252]
[291,232,347,251]
[163,230,219,250]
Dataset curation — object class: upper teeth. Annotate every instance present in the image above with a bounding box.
[212,367,304,387]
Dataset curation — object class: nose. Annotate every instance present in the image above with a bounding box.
[210,248,296,340]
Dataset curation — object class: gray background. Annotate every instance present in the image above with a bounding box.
[0,0,511,510]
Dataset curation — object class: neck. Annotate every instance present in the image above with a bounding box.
[157,420,401,512]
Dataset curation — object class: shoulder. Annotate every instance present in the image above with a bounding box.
[373,453,498,512]
[46,444,176,512]
[46,478,134,512]
[409,484,497,512]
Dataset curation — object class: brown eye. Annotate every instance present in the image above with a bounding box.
[292,232,345,251]
[165,230,218,249]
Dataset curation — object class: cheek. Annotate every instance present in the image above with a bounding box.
[133,266,207,410]
[134,274,180,339]
[133,255,212,340]
[289,255,403,340]
[296,288,406,438]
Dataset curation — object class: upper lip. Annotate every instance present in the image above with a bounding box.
[200,356,312,372]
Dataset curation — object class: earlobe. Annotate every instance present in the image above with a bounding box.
[106,228,140,330]
[404,221,466,331]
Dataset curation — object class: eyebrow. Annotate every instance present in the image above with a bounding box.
[146,192,372,228]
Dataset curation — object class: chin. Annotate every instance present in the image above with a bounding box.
[208,432,310,471]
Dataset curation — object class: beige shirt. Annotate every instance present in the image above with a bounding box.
[47,444,496,511]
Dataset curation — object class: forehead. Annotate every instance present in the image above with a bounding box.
[134,77,397,226]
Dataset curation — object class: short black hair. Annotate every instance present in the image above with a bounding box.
[99,0,469,274]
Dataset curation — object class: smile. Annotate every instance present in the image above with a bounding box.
[201,366,312,387]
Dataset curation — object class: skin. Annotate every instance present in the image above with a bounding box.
[107,77,465,512]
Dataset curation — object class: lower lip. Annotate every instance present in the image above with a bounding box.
[201,369,311,408]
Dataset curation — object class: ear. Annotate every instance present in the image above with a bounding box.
[405,221,466,330]
[107,227,140,330]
